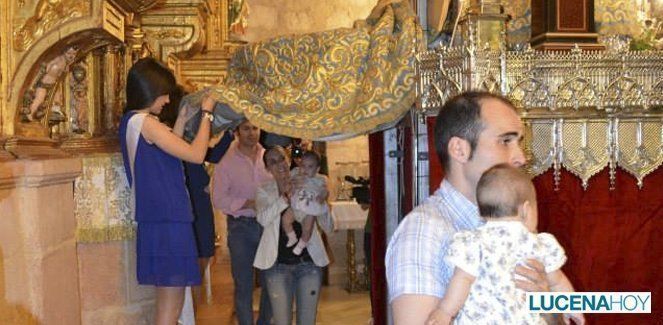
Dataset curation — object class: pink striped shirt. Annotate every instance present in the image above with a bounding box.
[212,141,272,218]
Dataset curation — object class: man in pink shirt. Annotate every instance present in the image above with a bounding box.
[212,120,272,325]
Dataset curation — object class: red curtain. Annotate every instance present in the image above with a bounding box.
[424,120,662,323]
[427,117,445,193]
[533,168,662,324]
[369,132,388,325]
[369,124,415,325]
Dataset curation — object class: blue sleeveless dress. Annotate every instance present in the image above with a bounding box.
[119,111,201,286]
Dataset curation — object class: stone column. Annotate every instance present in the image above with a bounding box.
[103,45,123,134]
[91,48,106,137]
[530,0,603,50]
[0,158,82,324]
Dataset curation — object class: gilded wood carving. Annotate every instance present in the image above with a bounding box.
[13,0,91,52]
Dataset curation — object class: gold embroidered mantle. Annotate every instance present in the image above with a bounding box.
[203,0,422,140]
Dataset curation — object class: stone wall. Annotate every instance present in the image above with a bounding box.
[327,136,370,201]
[325,136,370,286]
[0,158,156,324]
[77,241,155,324]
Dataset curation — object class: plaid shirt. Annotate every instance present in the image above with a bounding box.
[385,180,483,302]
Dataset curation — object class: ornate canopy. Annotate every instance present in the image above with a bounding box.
[192,0,423,140]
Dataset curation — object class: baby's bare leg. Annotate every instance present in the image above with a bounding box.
[281,214,294,233]
[282,213,298,247]
[300,215,315,243]
[293,215,316,255]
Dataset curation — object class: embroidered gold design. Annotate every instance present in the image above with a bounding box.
[201,1,422,139]
[74,153,134,242]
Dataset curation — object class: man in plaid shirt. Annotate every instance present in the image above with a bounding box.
[386,92,552,324]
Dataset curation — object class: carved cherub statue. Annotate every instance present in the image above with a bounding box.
[22,47,77,122]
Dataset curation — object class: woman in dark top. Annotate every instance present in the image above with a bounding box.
[185,133,233,262]
[161,87,235,275]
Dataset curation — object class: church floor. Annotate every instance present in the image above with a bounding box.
[195,255,372,324]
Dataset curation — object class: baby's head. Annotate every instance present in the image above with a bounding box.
[476,164,538,231]
[299,151,321,177]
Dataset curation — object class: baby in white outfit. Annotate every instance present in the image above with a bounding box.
[427,164,585,325]
[286,150,328,255]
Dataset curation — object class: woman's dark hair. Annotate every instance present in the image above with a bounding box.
[124,58,177,113]
[159,85,185,128]
[263,146,289,167]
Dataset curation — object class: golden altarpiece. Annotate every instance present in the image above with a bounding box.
[1,0,241,152]
[1,0,247,236]
[0,1,246,323]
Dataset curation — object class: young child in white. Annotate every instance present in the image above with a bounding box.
[285,150,328,255]
[427,164,585,325]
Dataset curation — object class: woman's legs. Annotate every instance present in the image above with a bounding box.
[294,262,322,325]
[155,286,185,325]
[264,264,295,325]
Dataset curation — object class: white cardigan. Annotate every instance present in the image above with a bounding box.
[253,180,333,270]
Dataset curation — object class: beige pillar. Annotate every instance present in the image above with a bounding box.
[0,158,82,324]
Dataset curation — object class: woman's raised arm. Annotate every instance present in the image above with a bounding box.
[142,96,215,163]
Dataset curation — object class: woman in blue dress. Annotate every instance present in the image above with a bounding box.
[118,58,216,324]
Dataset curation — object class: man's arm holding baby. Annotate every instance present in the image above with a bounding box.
[388,213,450,325]
[514,259,560,324]
[391,258,551,325]
[514,259,550,292]
[547,269,573,292]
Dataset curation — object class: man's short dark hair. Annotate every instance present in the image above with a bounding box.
[434,91,516,171]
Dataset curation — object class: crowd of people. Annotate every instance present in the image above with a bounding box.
[120,58,334,325]
[119,58,584,325]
